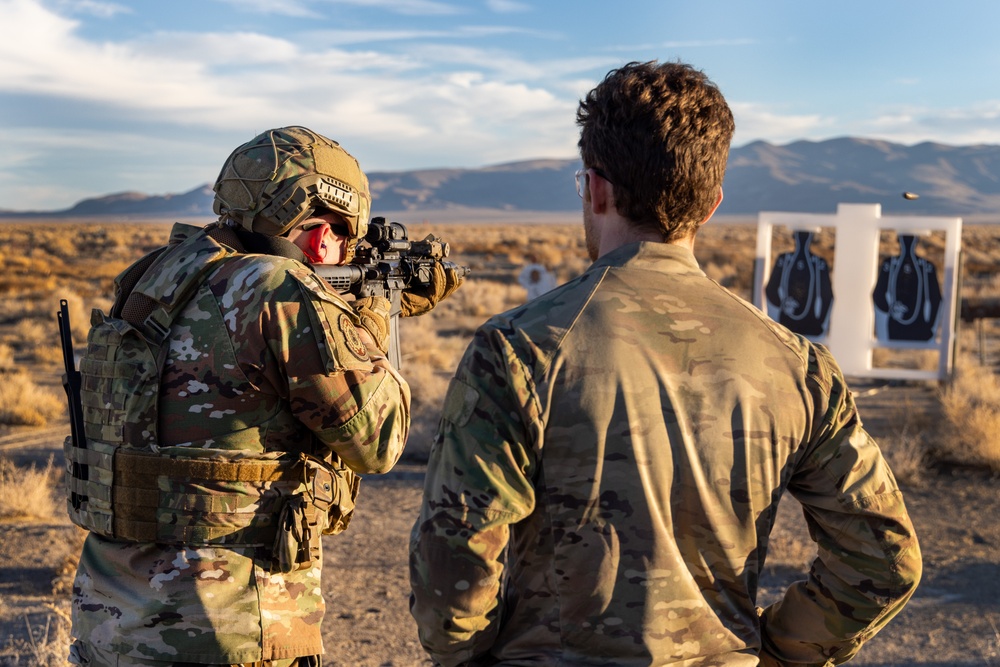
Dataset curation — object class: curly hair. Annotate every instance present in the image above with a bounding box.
[577,61,734,242]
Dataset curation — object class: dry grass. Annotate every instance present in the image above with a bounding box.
[0,605,72,667]
[939,355,1000,471]
[398,313,470,459]
[764,496,816,571]
[0,455,60,522]
[0,343,14,371]
[0,372,65,426]
[878,425,930,486]
[3,220,1000,475]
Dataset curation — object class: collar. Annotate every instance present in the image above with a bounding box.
[589,241,705,277]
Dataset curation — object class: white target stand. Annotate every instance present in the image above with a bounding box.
[752,203,962,381]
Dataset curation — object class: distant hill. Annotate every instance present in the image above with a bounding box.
[723,137,1000,216]
[4,138,999,219]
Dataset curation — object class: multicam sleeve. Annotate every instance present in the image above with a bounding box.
[265,266,410,474]
[409,323,540,667]
[760,344,922,665]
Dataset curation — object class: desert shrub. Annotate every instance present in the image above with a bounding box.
[0,455,59,521]
[397,313,472,461]
[0,343,14,371]
[871,347,940,373]
[694,224,757,297]
[400,362,451,462]
[702,258,742,293]
[5,316,69,369]
[12,318,51,347]
[37,230,78,258]
[0,296,86,366]
[399,315,468,373]
[939,357,1000,471]
[451,278,522,320]
[30,343,66,367]
[878,426,929,486]
[0,372,65,426]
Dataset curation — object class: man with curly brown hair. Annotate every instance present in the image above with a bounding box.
[410,61,921,666]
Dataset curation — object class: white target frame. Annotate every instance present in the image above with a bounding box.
[752,203,962,381]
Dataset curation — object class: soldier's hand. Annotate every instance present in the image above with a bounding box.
[352,296,391,354]
[400,259,465,317]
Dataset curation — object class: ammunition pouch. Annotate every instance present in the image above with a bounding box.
[271,453,361,573]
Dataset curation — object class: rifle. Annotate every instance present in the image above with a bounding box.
[313,218,469,369]
[58,299,87,509]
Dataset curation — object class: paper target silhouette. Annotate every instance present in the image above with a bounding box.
[518,260,557,301]
[872,233,942,342]
[765,230,834,338]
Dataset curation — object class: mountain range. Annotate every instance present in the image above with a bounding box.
[4,137,1000,219]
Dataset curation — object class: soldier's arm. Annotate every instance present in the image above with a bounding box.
[265,264,410,474]
[409,323,539,666]
[760,345,922,665]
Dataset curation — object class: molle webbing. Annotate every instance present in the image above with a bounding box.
[64,440,310,546]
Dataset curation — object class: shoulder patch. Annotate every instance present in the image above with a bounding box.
[338,313,369,361]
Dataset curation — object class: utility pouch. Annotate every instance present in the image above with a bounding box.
[273,494,313,574]
[302,454,360,536]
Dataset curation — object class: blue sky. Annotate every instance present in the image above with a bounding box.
[2,0,1000,210]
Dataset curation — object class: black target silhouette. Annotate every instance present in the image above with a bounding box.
[873,233,942,342]
[765,230,834,338]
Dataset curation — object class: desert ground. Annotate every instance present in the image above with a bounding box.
[0,218,998,666]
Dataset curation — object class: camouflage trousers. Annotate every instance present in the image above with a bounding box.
[69,642,321,667]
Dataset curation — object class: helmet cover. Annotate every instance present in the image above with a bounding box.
[212,126,371,240]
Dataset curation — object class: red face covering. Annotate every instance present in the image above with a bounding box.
[299,224,337,264]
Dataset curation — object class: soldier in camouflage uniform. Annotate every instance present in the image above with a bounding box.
[66,126,461,667]
[409,62,921,666]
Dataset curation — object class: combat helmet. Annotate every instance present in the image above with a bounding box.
[212,126,371,246]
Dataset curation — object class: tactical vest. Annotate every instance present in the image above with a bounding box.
[64,224,360,573]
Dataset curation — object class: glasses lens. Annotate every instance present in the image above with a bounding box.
[574,169,585,198]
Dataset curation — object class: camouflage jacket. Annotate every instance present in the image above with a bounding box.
[410,242,921,666]
[71,223,410,663]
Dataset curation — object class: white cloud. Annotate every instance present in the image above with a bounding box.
[17,0,998,212]
[0,0,587,208]
[319,0,461,15]
[602,38,757,52]
[210,0,321,18]
[486,0,531,12]
[56,0,131,18]
[728,100,1000,148]
[729,102,831,145]
[864,103,1000,146]
[131,31,302,66]
[305,24,557,47]
[0,1,233,112]
[0,0,580,136]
